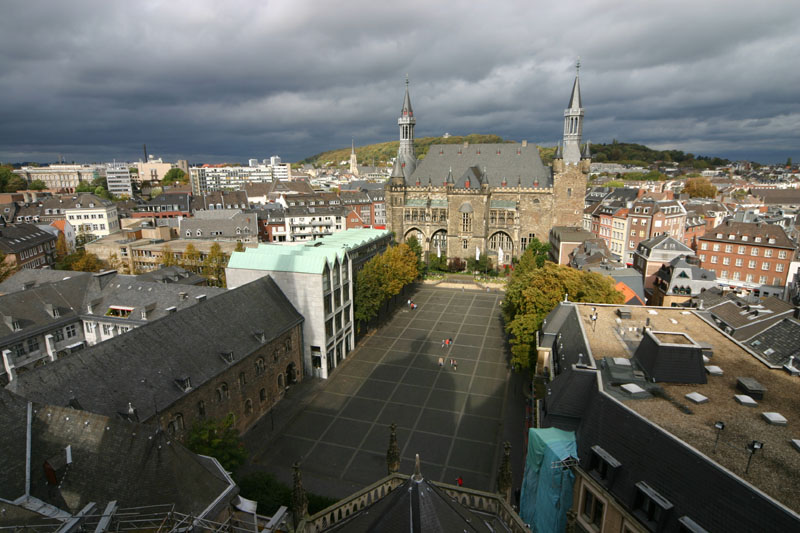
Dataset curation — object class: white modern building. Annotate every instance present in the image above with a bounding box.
[136,156,175,185]
[105,162,134,197]
[226,228,391,379]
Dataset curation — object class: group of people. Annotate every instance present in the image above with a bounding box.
[407,299,418,310]
[441,338,453,347]
[437,357,458,371]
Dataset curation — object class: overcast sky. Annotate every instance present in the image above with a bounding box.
[1,0,798,165]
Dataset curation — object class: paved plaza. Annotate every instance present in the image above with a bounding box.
[250,285,523,499]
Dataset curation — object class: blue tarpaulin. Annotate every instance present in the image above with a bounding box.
[519,427,577,533]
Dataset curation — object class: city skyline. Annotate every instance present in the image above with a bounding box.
[1,0,799,165]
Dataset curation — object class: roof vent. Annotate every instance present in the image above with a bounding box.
[195,294,207,302]
[23,281,35,290]
[179,292,188,300]
[165,306,177,313]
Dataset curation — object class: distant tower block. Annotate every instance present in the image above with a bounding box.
[563,59,584,165]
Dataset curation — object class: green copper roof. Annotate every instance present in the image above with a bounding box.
[490,200,517,209]
[430,199,448,208]
[405,198,428,207]
[227,228,390,274]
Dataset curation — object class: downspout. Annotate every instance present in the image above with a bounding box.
[26,401,32,496]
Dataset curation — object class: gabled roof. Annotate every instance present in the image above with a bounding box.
[0,389,233,517]
[744,317,800,366]
[410,143,551,188]
[8,277,303,421]
[0,223,57,254]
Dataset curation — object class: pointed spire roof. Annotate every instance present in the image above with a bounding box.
[390,159,405,180]
[445,166,454,184]
[568,59,582,109]
[555,142,563,159]
[401,75,413,117]
[351,139,355,154]
[582,141,591,159]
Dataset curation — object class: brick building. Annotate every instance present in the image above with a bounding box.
[696,220,796,297]
[0,222,57,270]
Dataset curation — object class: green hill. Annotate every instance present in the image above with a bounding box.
[299,134,511,167]
[299,137,729,171]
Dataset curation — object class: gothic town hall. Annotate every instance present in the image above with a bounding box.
[386,70,590,263]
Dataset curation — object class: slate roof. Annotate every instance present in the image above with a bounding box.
[550,226,593,244]
[701,296,795,340]
[698,220,795,249]
[133,265,207,286]
[744,317,800,366]
[0,389,234,518]
[0,269,91,295]
[191,190,249,211]
[7,276,303,421]
[0,223,57,254]
[409,143,551,189]
[327,472,494,532]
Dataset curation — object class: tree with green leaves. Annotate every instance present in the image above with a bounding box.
[503,260,623,370]
[467,253,493,273]
[75,181,94,193]
[234,241,245,252]
[186,415,247,472]
[29,180,47,190]
[405,234,423,274]
[181,243,201,273]
[202,242,228,287]
[354,243,418,325]
[161,245,178,267]
[0,251,17,283]
[57,249,106,272]
[682,177,717,198]
[55,233,69,262]
[0,165,14,192]
[162,168,188,185]
[520,237,550,268]
[5,175,27,192]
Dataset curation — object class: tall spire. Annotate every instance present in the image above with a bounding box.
[349,139,359,176]
[562,58,584,165]
[397,76,417,179]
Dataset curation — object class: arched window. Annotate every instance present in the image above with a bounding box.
[260,388,267,402]
[244,399,253,415]
[167,421,176,434]
[277,373,284,389]
[175,413,184,430]
[285,337,292,352]
[198,400,206,417]
[255,357,266,375]
[217,382,229,401]
[239,372,246,387]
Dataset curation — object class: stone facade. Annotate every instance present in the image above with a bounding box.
[386,75,589,263]
[158,324,303,436]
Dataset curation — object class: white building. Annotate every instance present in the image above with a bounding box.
[64,193,119,243]
[105,163,134,197]
[226,228,392,379]
[13,164,102,192]
[136,156,175,185]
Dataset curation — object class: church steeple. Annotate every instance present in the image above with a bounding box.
[397,76,417,179]
[349,139,359,176]
[562,59,584,165]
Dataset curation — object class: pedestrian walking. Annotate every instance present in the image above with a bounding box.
[438,357,444,366]
[442,339,446,348]
[453,360,458,371]
[456,476,463,486]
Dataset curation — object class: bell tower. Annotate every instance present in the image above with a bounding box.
[562,59,584,165]
[397,76,417,179]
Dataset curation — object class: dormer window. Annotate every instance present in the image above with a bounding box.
[174,376,192,392]
[754,237,762,243]
[728,234,735,239]
[196,229,202,236]
[105,306,133,318]
[220,351,235,364]
[589,445,621,485]
[742,236,748,241]
[716,233,723,238]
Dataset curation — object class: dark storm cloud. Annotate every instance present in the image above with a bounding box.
[1,0,798,164]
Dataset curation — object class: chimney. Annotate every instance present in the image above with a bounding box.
[179,292,188,300]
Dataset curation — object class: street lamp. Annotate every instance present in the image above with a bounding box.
[713,421,725,452]
[745,440,763,474]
